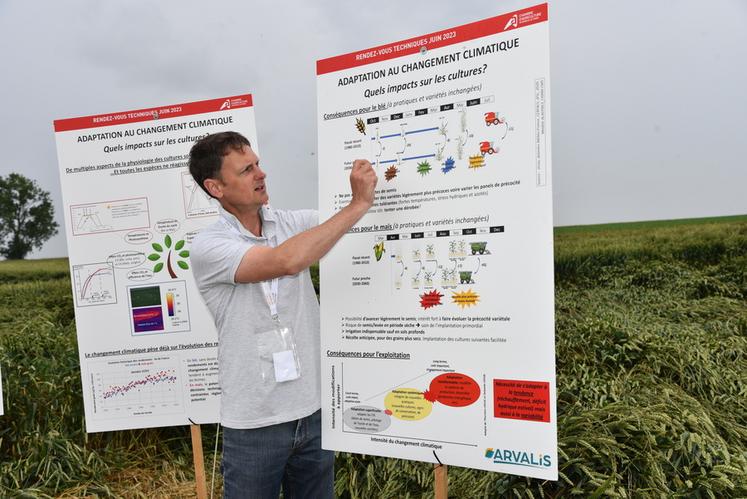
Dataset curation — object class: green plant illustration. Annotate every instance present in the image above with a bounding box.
[148,234,189,278]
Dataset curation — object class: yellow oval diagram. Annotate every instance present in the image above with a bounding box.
[384,388,433,421]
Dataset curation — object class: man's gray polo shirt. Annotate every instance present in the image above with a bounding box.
[191,205,320,429]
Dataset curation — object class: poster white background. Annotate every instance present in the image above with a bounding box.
[317,5,557,479]
[54,95,257,432]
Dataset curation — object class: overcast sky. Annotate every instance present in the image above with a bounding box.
[0,0,745,259]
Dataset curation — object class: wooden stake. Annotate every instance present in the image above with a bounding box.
[434,464,448,499]
[191,423,208,499]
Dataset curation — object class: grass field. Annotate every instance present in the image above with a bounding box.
[0,216,746,498]
[555,214,747,234]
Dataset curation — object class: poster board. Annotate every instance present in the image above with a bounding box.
[54,95,256,432]
[317,5,557,479]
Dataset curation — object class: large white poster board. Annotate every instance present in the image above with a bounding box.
[54,95,257,432]
[317,5,556,478]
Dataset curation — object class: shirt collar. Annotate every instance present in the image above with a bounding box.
[217,203,277,241]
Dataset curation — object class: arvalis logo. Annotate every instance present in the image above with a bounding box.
[484,448,551,468]
[219,99,231,110]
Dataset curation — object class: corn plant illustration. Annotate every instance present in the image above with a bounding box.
[373,241,386,261]
[148,235,189,278]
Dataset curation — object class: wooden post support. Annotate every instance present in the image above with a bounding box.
[434,464,448,499]
[191,423,208,499]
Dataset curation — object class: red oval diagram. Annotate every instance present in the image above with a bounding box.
[429,373,480,407]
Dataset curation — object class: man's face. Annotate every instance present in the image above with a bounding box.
[208,145,268,210]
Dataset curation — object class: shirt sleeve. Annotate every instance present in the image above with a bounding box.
[292,209,319,233]
[191,229,253,290]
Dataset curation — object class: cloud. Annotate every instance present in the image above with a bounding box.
[0,0,745,258]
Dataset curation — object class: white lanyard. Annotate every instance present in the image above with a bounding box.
[220,208,279,321]
[260,278,279,321]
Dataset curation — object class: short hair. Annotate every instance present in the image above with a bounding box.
[188,131,251,197]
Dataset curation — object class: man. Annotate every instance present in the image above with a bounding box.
[189,131,377,499]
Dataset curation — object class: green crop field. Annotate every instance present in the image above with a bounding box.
[1,216,746,498]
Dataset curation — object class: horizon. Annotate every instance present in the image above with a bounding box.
[1,0,745,258]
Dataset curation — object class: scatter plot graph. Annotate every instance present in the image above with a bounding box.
[102,369,176,401]
[73,262,117,306]
[92,357,182,417]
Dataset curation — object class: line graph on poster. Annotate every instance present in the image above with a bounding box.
[73,262,117,307]
[90,356,183,418]
[70,197,150,236]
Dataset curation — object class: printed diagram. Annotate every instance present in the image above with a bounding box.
[147,234,190,279]
[73,262,117,307]
[363,97,513,183]
[74,206,110,233]
[342,368,480,435]
[380,229,500,309]
[182,172,219,218]
[70,198,150,236]
[371,124,439,182]
[128,282,191,335]
[91,356,182,418]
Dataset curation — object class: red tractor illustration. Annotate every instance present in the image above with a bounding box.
[479,141,497,156]
[484,112,504,126]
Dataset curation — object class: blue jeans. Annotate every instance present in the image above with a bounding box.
[222,410,334,499]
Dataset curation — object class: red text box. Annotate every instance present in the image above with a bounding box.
[493,379,550,423]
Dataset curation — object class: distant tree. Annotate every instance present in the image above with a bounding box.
[0,173,59,259]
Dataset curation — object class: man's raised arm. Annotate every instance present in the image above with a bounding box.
[234,159,377,283]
